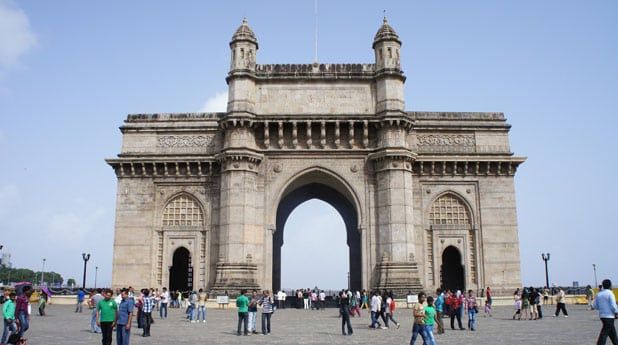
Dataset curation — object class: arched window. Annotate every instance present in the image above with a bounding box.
[162,195,204,226]
[429,194,471,226]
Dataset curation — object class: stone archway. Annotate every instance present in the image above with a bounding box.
[273,182,361,292]
[441,246,465,292]
[169,247,192,292]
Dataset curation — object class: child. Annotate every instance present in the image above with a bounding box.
[484,298,492,317]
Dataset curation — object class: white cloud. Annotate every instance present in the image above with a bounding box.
[200,91,227,112]
[45,207,107,247]
[0,0,37,76]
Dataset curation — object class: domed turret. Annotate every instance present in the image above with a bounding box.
[231,17,258,48]
[373,17,401,71]
[229,18,258,72]
[373,17,401,49]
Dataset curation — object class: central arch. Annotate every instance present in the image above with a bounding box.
[272,169,362,292]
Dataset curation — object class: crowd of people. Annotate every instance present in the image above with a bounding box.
[1,280,617,345]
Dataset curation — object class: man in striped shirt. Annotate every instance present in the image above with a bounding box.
[141,290,155,337]
[259,290,275,335]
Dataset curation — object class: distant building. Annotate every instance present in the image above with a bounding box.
[0,252,11,268]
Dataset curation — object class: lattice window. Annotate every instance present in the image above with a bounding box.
[162,195,204,226]
[429,194,471,225]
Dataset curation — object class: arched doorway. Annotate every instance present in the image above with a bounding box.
[273,182,361,292]
[169,247,192,292]
[441,246,464,292]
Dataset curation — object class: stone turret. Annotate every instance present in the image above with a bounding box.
[227,18,258,115]
[373,17,402,71]
[372,17,405,115]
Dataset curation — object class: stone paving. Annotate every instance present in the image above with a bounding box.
[7,304,606,344]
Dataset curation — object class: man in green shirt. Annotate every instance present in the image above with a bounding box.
[236,289,249,336]
[1,292,16,344]
[424,296,438,345]
[96,289,118,345]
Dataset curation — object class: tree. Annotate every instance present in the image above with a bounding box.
[67,278,76,287]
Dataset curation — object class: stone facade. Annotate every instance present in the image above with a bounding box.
[107,18,525,295]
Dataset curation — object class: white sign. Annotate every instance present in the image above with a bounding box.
[216,296,229,304]
[406,295,418,304]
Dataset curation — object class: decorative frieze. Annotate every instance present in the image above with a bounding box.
[157,135,215,148]
[416,134,475,153]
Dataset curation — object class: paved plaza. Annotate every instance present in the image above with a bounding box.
[8,304,607,344]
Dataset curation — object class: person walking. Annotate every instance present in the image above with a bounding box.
[197,289,207,323]
[349,291,360,317]
[446,290,464,330]
[529,287,538,320]
[96,289,118,345]
[159,287,169,319]
[554,288,569,317]
[303,289,310,310]
[259,290,275,335]
[319,290,326,310]
[75,288,85,313]
[386,292,401,328]
[368,290,381,328]
[236,290,249,336]
[434,289,445,334]
[116,289,134,345]
[424,296,438,345]
[465,290,478,331]
[187,290,197,322]
[141,289,154,337]
[1,292,17,345]
[410,292,429,344]
[248,290,259,334]
[593,279,618,345]
[361,290,369,310]
[90,289,104,333]
[339,290,353,335]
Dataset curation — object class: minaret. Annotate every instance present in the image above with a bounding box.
[372,16,405,115]
[369,18,422,295]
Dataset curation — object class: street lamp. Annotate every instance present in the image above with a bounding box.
[82,253,91,289]
[95,266,98,289]
[541,253,550,288]
[593,264,598,287]
[40,258,46,286]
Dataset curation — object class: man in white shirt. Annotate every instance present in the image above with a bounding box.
[369,291,381,328]
[319,290,326,310]
[593,279,618,344]
[160,287,169,319]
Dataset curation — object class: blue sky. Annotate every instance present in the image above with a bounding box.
[0,0,616,289]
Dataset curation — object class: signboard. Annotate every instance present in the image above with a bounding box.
[406,294,418,304]
[216,296,229,304]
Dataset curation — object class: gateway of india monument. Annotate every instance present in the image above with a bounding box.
[107,18,525,295]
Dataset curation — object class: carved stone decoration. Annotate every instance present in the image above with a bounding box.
[350,165,358,173]
[273,164,282,173]
[417,134,475,153]
[157,135,215,148]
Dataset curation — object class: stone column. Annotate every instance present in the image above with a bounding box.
[211,121,263,295]
[368,121,422,295]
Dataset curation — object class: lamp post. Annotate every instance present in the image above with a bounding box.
[95,266,98,289]
[541,253,550,288]
[592,264,598,287]
[40,258,46,286]
[82,253,91,289]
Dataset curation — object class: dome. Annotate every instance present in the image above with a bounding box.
[231,18,258,48]
[373,17,401,48]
